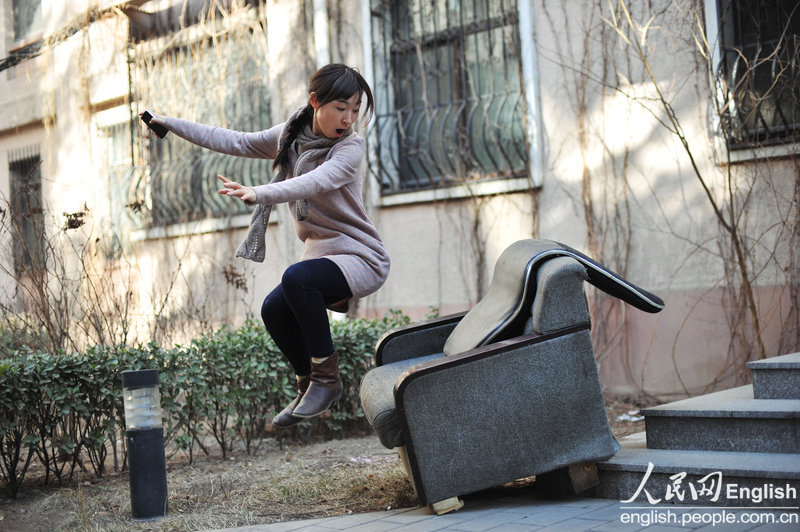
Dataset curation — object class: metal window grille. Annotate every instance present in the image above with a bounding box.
[8,145,44,275]
[370,0,529,194]
[130,30,272,228]
[716,0,800,148]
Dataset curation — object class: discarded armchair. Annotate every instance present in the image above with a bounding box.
[360,239,664,513]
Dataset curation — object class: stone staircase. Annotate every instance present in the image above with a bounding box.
[594,353,800,507]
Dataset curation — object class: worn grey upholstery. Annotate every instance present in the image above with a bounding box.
[398,330,613,505]
[359,239,663,507]
[527,256,590,334]
[360,353,444,448]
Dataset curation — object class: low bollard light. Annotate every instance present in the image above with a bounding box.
[122,369,168,520]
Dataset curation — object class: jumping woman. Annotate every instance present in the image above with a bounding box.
[144,63,390,426]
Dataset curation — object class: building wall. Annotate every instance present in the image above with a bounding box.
[527,1,798,396]
[0,0,797,397]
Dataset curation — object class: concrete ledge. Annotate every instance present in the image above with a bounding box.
[642,385,800,418]
[748,353,800,369]
[642,386,800,453]
[749,353,800,400]
[596,447,800,507]
[599,447,800,479]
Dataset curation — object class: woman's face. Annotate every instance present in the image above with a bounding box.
[310,91,361,139]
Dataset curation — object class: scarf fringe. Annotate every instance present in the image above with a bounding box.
[237,107,352,262]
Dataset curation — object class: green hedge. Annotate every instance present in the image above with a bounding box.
[0,311,409,498]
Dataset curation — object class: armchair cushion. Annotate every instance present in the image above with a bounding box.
[360,353,444,448]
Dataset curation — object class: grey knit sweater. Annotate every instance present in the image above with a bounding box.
[161,116,390,300]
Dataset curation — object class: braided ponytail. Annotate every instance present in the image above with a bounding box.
[272,104,313,171]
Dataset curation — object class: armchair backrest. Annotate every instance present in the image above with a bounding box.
[443,240,585,356]
[442,239,664,357]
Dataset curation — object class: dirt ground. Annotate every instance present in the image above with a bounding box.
[0,395,655,532]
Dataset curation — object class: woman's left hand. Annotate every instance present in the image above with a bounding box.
[217,175,256,203]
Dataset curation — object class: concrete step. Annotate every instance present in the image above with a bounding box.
[748,352,800,400]
[595,434,800,507]
[642,385,800,454]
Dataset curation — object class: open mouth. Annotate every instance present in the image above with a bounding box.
[336,128,345,135]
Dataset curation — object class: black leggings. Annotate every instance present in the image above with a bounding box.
[261,258,352,376]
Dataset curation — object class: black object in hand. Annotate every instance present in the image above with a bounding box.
[141,111,169,138]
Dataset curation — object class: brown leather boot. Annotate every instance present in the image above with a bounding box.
[292,351,343,418]
[272,374,310,427]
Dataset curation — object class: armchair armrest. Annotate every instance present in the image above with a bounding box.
[394,323,589,399]
[375,312,466,366]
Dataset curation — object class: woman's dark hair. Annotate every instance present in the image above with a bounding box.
[273,64,374,170]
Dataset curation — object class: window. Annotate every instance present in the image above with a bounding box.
[370,0,530,194]
[101,121,135,257]
[131,28,272,228]
[12,0,42,42]
[8,146,44,275]
[715,0,800,149]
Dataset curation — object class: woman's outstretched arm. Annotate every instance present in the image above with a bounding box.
[144,112,281,159]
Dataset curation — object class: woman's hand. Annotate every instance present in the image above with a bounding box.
[138,111,168,138]
[218,175,256,203]
[138,111,164,125]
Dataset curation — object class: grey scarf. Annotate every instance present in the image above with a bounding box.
[236,107,351,262]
